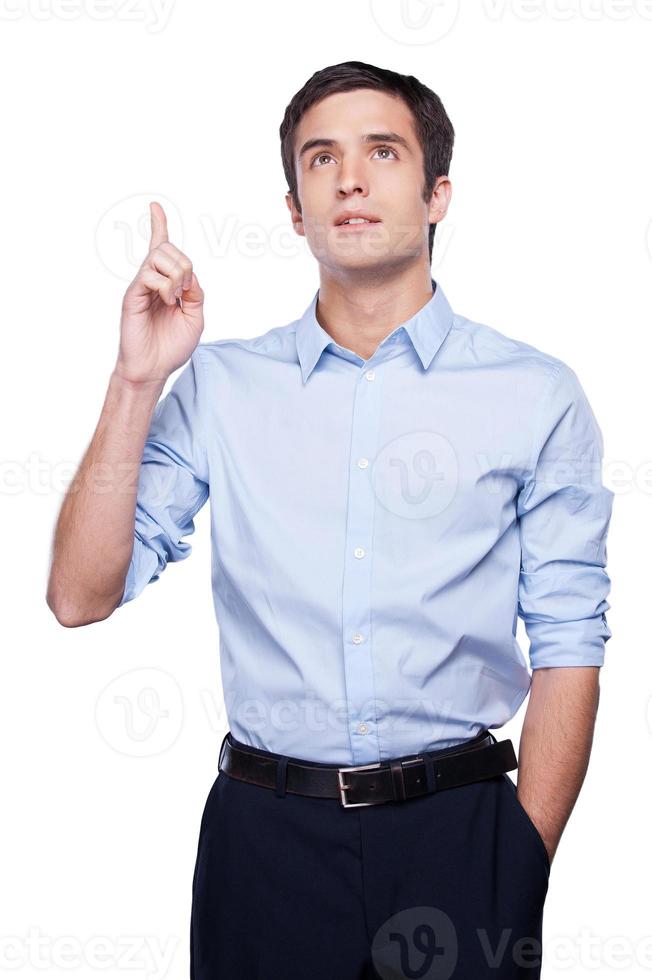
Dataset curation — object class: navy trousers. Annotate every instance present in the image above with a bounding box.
[190,732,551,979]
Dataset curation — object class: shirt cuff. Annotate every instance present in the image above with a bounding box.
[117,535,161,607]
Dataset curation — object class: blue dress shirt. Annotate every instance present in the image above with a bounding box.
[118,279,613,765]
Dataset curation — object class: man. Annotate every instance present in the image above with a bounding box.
[47,61,613,979]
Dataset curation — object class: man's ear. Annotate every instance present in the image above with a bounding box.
[427,176,452,224]
[285,191,305,237]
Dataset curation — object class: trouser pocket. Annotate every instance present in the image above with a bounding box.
[501,772,551,874]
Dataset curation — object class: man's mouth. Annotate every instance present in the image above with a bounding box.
[340,217,379,225]
[334,211,382,227]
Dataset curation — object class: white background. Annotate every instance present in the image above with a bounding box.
[2,0,649,977]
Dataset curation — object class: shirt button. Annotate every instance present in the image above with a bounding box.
[357,458,369,469]
[354,547,365,559]
[352,633,364,644]
[365,369,375,381]
[357,723,369,735]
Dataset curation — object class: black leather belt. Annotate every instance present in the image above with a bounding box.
[218,730,518,808]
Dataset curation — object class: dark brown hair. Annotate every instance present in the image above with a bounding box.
[279,60,455,264]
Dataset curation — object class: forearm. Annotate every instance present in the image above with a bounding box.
[516,665,600,864]
[46,370,166,627]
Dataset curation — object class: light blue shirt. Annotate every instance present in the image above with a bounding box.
[119,279,613,765]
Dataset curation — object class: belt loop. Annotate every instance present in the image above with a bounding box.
[423,751,437,793]
[487,731,497,744]
[275,756,289,798]
[390,760,407,801]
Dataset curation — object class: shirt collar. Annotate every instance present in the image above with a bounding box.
[295,277,454,383]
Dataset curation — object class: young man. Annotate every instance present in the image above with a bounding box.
[47,61,613,979]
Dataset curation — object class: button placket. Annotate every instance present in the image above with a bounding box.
[341,362,383,764]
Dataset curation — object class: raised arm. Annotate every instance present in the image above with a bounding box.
[46,202,205,627]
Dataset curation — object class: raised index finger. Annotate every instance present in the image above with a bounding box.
[149,201,169,251]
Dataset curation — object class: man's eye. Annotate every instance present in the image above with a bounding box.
[373,146,398,160]
[312,153,334,167]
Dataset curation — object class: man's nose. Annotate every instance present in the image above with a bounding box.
[337,160,369,197]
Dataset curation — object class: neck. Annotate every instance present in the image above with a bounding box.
[315,264,434,360]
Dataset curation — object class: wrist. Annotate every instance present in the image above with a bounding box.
[109,369,167,398]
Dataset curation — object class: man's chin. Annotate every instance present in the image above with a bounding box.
[313,243,398,273]
[317,255,410,286]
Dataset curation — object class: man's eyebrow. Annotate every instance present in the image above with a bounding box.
[297,131,412,161]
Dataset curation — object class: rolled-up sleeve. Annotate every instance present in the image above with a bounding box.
[517,361,613,669]
[118,348,209,607]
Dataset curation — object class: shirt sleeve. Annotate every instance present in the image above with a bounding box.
[117,348,209,607]
[516,361,613,669]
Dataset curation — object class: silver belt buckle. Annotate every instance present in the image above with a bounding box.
[337,761,384,808]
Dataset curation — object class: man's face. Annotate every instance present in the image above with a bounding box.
[286,88,442,276]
